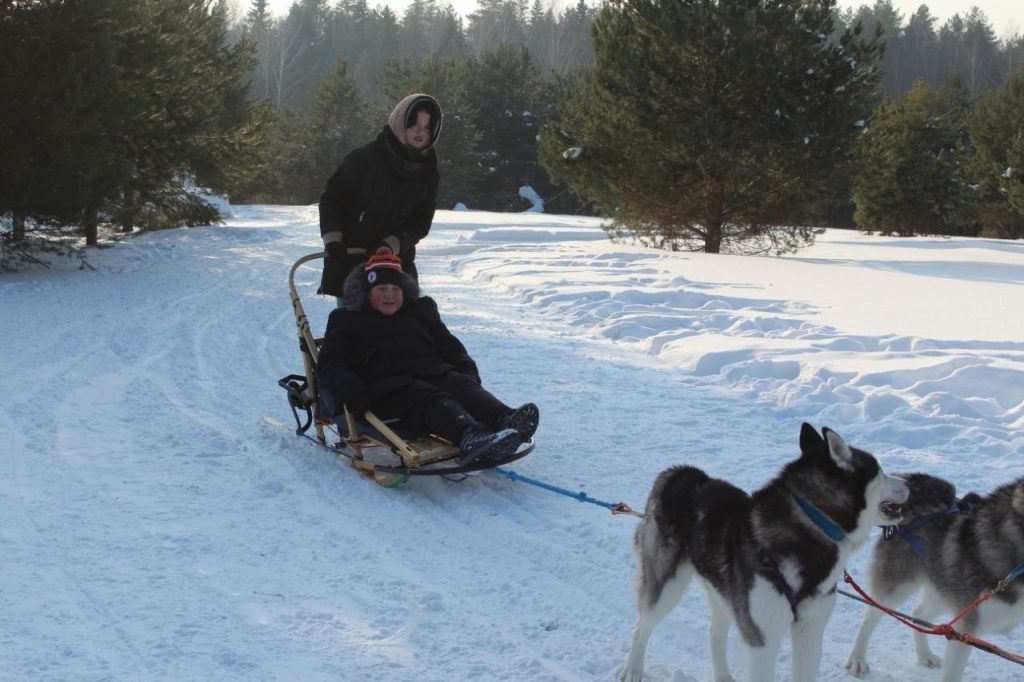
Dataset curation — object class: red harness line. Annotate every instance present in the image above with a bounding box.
[841,571,1024,667]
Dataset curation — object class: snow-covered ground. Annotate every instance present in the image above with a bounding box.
[2,205,1022,681]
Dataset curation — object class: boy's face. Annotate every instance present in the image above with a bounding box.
[369,283,403,315]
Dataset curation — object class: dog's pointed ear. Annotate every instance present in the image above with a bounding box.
[799,422,823,454]
[823,427,856,472]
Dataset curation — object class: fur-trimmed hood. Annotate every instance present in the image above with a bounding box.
[341,262,421,311]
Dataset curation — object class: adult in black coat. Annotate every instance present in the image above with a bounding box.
[316,254,540,465]
[318,93,442,299]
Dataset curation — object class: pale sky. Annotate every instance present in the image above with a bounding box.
[840,0,1020,38]
[261,0,1020,39]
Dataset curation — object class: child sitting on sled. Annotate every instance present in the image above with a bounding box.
[316,254,539,465]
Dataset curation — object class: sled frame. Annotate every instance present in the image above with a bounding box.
[283,251,533,478]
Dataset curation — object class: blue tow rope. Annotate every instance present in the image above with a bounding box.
[299,430,642,516]
[494,467,643,516]
[1004,563,1024,585]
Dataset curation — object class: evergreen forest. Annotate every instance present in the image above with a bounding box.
[2,0,1023,269]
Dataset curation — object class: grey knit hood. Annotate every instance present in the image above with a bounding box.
[387,93,443,154]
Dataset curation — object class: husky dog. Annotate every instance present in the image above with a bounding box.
[846,473,1024,682]
[617,423,909,682]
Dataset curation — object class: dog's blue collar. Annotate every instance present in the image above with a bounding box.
[794,495,846,542]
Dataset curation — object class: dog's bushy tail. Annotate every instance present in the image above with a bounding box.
[634,466,710,609]
[644,465,711,545]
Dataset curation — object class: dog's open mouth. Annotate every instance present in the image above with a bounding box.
[879,501,903,520]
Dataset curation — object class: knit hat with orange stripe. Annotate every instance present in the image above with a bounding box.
[363,253,405,289]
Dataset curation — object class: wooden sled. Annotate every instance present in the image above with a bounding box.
[278,252,533,485]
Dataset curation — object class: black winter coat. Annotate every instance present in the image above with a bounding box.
[318,127,440,296]
[316,296,479,418]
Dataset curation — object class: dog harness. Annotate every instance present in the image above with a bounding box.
[757,548,802,619]
[759,495,849,620]
[882,500,963,557]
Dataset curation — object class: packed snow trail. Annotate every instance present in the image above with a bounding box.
[1,209,754,680]
[2,205,1021,681]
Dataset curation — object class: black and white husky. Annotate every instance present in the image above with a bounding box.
[846,473,1024,682]
[617,423,909,682]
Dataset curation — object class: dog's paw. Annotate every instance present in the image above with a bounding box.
[844,656,870,676]
[917,652,943,669]
[617,672,643,682]
[616,662,644,682]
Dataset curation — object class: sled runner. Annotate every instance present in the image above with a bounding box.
[278,252,533,484]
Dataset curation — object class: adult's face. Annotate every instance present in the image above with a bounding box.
[405,110,432,150]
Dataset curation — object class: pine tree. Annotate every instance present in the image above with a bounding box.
[852,80,977,236]
[277,0,332,109]
[866,0,906,97]
[0,0,123,252]
[462,44,548,210]
[540,0,882,254]
[433,5,469,59]
[969,67,1024,238]
[959,8,1002,95]
[523,0,594,74]
[398,0,432,60]
[241,0,275,101]
[902,6,940,89]
[467,0,528,55]
[108,0,268,231]
[293,59,374,203]
[352,5,402,101]
[0,0,267,246]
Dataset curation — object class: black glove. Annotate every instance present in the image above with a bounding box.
[325,242,345,261]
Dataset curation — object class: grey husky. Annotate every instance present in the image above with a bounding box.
[846,472,1024,682]
[617,423,909,682]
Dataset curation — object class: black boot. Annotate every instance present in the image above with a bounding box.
[459,427,522,465]
[496,402,540,441]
